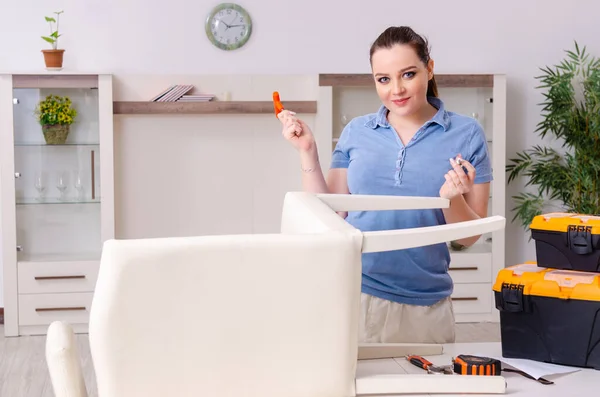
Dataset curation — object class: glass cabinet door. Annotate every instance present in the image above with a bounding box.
[13,85,102,262]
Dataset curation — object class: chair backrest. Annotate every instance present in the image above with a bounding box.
[280,191,357,234]
[89,207,364,397]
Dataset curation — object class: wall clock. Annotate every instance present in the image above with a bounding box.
[205,3,252,51]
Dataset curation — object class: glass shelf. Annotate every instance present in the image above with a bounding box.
[15,142,100,147]
[17,198,101,205]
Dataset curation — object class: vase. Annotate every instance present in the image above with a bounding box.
[42,124,70,144]
[42,49,65,70]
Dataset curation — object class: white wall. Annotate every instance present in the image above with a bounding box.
[2,0,600,306]
[111,74,319,239]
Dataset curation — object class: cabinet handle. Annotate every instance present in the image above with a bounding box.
[34,275,86,280]
[91,150,95,200]
[16,245,23,251]
[35,307,86,312]
[451,297,478,301]
[449,266,478,271]
[13,98,19,105]
[14,172,21,178]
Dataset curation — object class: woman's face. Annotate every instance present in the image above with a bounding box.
[371,44,434,119]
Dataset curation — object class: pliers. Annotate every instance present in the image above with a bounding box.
[406,355,454,375]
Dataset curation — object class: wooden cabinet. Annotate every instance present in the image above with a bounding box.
[0,73,115,336]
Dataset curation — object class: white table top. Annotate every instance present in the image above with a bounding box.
[356,342,600,396]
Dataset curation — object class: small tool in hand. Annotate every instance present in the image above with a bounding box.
[406,355,453,375]
[273,91,301,136]
[451,155,469,174]
[272,91,285,118]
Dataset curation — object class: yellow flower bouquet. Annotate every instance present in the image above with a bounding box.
[34,94,77,144]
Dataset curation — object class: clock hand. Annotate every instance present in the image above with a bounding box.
[228,24,245,28]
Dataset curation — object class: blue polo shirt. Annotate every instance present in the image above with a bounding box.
[331,97,492,306]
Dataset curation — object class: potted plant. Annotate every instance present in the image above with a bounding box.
[41,10,65,70]
[506,42,600,231]
[34,95,77,144]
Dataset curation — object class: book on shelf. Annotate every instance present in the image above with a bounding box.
[149,85,215,102]
[177,95,216,102]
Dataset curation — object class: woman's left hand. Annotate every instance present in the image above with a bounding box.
[439,154,476,200]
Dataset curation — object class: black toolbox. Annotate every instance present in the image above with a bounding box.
[530,212,600,272]
[493,263,600,369]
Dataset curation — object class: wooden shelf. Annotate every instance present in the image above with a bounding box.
[12,74,99,89]
[112,100,317,115]
[319,74,493,88]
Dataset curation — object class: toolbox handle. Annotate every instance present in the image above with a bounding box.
[567,225,594,255]
[499,283,528,313]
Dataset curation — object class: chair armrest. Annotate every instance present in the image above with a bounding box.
[46,321,89,397]
[315,194,449,212]
[362,215,505,253]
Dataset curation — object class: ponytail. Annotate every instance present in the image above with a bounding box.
[427,75,438,98]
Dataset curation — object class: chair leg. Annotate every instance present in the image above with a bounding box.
[46,321,89,397]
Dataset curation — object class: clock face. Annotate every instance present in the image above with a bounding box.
[205,3,252,51]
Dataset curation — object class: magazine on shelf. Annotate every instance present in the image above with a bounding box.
[149,85,215,102]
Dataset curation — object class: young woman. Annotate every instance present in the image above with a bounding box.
[278,26,492,344]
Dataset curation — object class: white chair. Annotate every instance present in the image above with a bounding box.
[46,192,507,397]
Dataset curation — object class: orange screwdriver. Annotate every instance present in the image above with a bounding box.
[272,91,285,118]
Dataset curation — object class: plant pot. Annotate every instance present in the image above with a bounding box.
[42,124,70,144]
[42,49,65,70]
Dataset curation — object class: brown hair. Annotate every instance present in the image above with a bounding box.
[369,26,438,98]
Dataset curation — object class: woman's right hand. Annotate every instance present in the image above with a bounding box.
[278,110,316,152]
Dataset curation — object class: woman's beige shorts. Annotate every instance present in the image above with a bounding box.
[359,293,456,344]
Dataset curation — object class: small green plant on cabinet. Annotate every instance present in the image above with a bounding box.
[41,10,63,49]
[34,95,77,145]
[506,41,600,231]
[41,11,66,70]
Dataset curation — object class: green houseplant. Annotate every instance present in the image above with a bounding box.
[506,42,600,230]
[41,10,65,69]
[34,95,77,144]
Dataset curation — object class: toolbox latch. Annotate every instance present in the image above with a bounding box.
[499,283,526,313]
[567,225,593,255]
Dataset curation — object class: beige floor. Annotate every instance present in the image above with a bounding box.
[1,322,501,397]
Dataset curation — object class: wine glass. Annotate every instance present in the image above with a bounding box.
[34,172,46,201]
[56,173,68,201]
[74,172,84,201]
